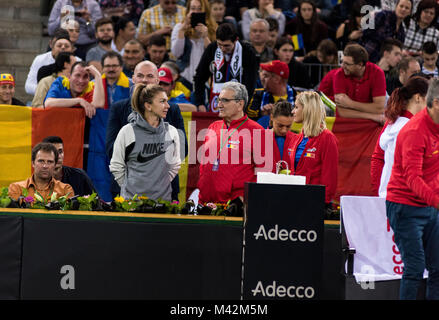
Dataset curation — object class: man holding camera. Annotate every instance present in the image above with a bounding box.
[48,0,103,60]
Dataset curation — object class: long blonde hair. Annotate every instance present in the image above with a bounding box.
[295,91,326,137]
[185,0,217,41]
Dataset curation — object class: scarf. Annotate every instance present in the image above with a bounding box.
[261,84,295,108]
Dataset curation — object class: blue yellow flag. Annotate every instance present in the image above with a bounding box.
[331,0,342,5]
[291,34,304,51]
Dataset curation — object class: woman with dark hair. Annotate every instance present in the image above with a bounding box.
[289,91,339,204]
[403,0,439,56]
[273,36,312,88]
[109,83,181,201]
[370,76,429,197]
[361,0,413,63]
[111,16,137,55]
[335,0,367,50]
[241,0,286,41]
[267,100,296,173]
[284,0,329,57]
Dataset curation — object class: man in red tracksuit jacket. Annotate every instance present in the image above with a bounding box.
[198,82,271,204]
[386,79,439,300]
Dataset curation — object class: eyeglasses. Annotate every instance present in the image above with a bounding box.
[217,97,241,104]
[103,64,121,69]
[341,60,356,66]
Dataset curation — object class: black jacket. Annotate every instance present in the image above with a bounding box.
[193,41,259,107]
[61,166,96,197]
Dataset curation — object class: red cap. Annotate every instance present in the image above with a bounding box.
[158,67,173,84]
[260,60,289,80]
[0,73,15,86]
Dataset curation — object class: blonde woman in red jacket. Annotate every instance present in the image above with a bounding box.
[289,91,339,204]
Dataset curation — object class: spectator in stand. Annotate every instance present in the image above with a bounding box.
[241,0,286,41]
[273,36,312,89]
[318,67,340,103]
[284,0,328,58]
[145,34,170,68]
[44,61,105,118]
[386,56,421,95]
[385,77,439,300]
[171,0,218,87]
[246,60,295,121]
[32,52,76,108]
[289,90,338,205]
[161,60,192,101]
[264,101,296,174]
[61,18,80,54]
[158,66,198,111]
[87,51,132,201]
[48,0,103,60]
[42,135,97,197]
[403,0,439,57]
[265,16,279,49]
[122,39,146,78]
[246,18,273,63]
[193,23,259,112]
[210,0,237,28]
[361,0,413,63]
[382,0,421,12]
[85,18,115,72]
[8,143,74,201]
[98,0,145,26]
[377,38,404,80]
[197,81,270,204]
[0,74,25,106]
[109,84,181,201]
[111,16,137,56]
[334,44,387,124]
[25,31,77,96]
[303,39,338,89]
[420,41,439,77]
[371,76,429,197]
[137,0,186,51]
[335,0,367,50]
[224,0,252,23]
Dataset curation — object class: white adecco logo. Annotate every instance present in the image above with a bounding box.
[252,281,315,298]
[253,224,317,242]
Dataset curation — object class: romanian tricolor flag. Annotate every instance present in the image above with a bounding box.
[0,105,85,188]
[291,34,304,51]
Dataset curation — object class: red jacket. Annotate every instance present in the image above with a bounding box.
[271,130,296,173]
[198,115,268,203]
[288,129,339,203]
[387,108,439,208]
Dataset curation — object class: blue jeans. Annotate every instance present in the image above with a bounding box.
[386,201,439,300]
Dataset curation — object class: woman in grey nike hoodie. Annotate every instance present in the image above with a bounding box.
[109,84,181,201]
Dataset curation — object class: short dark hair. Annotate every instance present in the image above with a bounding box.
[265,16,279,32]
[111,15,130,38]
[272,100,293,118]
[31,142,58,164]
[274,36,294,51]
[344,43,369,66]
[52,27,70,41]
[380,38,403,56]
[95,17,114,32]
[70,61,89,75]
[42,136,63,144]
[148,34,167,47]
[216,23,238,42]
[422,41,437,54]
[398,56,418,72]
[54,52,75,74]
[101,51,123,68]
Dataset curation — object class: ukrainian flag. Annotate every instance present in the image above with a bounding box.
[291,34,304,51]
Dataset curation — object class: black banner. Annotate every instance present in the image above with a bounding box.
[243,183,325,300]
[0,215,22,299]
[20,218,242,299]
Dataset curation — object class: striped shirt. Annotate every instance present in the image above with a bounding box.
[137,4,186,50]
[403,18,439,54]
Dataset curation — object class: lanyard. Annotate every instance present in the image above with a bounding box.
[217,117,248,159]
